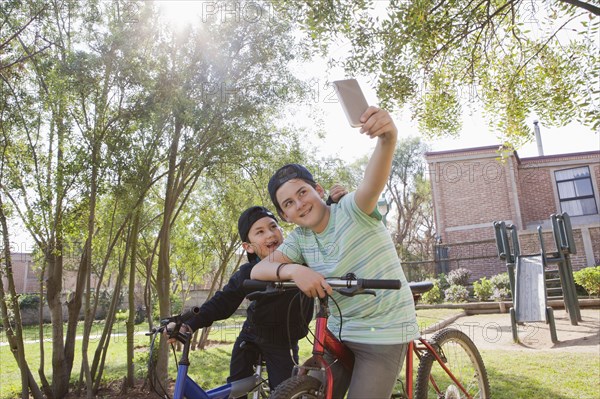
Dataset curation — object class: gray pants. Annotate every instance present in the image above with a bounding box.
[328,342,408,399]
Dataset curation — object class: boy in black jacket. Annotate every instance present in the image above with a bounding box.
[178,187,346,389]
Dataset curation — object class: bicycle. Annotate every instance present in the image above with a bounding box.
[243,276,490,399]
[146,307,270,399]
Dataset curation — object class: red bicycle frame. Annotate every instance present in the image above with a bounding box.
[292,296,351,399]
[293,295,474,399]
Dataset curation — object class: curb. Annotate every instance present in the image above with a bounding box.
[417,298,600,335]
[416,298,600,315]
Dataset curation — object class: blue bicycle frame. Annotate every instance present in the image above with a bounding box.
[171,332,264,399]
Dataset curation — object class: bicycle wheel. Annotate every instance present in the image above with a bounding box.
[251,378,270,399]
[415,328,490,399]
[270,375,323,399]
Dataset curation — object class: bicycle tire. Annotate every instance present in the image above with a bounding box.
[415,328,490,399]
[270,375,323,399]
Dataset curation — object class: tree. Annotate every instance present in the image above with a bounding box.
[385,137,435,262]
[0,196,44,399]
[0,1,50,74]
[113,1,315,386]
[0,0,89,394]
[280,0,599,145]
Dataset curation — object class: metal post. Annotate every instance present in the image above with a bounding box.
[557,214,582,322]
[550,215,579,325]
[494,221,517,298]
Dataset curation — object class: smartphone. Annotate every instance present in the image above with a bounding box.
[332,78,369,128]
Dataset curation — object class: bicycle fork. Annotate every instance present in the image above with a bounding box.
[410,338,474,399]
[293,297,355,399]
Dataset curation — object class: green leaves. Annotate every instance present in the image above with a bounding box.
[291,0,600,142]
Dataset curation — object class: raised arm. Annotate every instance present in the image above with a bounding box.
[250,250,332,298]
[354,107,398,215]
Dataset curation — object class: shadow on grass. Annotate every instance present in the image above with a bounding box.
[482,347,600,399]
[188,346,233,388]
[488,368,575,399]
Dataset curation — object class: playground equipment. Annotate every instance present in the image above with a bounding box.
[549,213,582,324]
[493,213,582,343]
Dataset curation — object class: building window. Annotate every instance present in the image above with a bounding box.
[554,166,598,216]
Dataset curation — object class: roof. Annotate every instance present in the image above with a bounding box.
[425,145,599,164]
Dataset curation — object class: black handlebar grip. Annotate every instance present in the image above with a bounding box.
[180,306,200,323]
[242,279,271,292]
[359,279,401,289]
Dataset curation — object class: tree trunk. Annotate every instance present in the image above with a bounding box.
[76,141,100,398]
[46,101,69,398]
[196,249,239,349]
[46,244,68,397]
[155,119,183,385]
[89,225,130,389]
[37,260,52,397]
[127,209,141,387]
[0,197,44,398]
[92,245,128,392]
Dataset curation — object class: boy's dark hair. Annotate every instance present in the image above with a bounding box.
[268,164,316,214]
[238,206,278,262]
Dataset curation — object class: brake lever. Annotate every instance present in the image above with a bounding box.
[146,327,162,336]
[245,284,283,301]
[335,287,376,297]
[246,290,282,301]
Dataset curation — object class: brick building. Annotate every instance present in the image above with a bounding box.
[1,252,98,294]
[2,252,38,293]
[425,145,600,281]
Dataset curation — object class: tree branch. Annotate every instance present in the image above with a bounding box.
[429,0,517,61]
[558,0,600,15]
[0,5,46,52]
[509,12,584,86]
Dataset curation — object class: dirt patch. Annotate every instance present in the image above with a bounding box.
[427,308,600,352]
[63,380,154,399]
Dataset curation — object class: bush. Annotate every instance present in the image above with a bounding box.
[444,285,469,303]
[573,266,600,297]
[491,287,511,302]
[18,293,42,310]
[115,309,129,322]
[447,268,471,286]
[490,272,511,291]
[422,284,443,304]
[473,277,493,301]
[436,273,450,290]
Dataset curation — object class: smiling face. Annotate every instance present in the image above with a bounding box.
[242,216,284,260]
[275,178,330,233]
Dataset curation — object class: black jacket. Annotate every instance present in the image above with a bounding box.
[186,259,313,344]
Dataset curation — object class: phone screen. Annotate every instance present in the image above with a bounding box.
[332,79,369,127]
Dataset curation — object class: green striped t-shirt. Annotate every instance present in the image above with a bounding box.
[278,192,419,344]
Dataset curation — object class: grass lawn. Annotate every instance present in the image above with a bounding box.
[483,350,600,399]
[1,309,599,398]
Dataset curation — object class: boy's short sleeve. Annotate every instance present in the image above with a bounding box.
[343,192,382,225]
[277,229,306,264]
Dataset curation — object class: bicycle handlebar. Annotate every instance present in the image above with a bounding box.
[243,279,275,292]
[359,279,401,289]
[180,306,201,323]
[243,278,401,291]
[145,307,202,339]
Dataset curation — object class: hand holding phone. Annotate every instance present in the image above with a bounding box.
[332,79,369,128]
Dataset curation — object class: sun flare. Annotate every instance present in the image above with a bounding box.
[155,0,205,27]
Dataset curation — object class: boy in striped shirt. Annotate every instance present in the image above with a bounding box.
[251,106,418,398]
